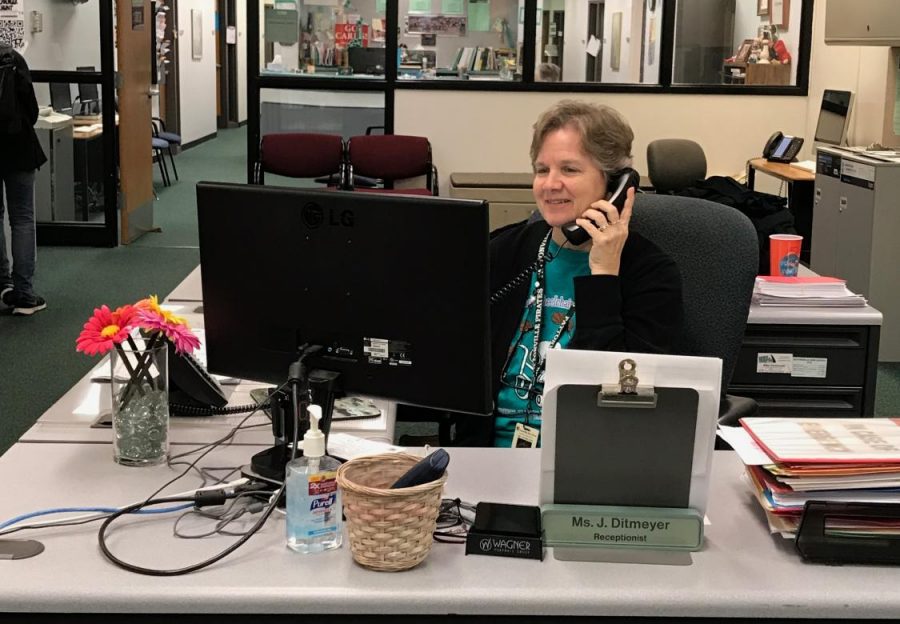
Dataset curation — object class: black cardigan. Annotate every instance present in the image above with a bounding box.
[454,220,684,446]
[0,47,46,173]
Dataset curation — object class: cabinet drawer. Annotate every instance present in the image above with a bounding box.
[732,325,870,386]
[728,385,864,417]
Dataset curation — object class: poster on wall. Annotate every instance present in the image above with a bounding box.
[334,23,369,47]
[0,0,26,51]
[406,15,466,36]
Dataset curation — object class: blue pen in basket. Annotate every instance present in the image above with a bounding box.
[391,449,450,488]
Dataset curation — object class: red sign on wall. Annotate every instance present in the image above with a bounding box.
[334,23,369,47]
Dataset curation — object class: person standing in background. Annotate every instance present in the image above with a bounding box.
[0,42,47,316]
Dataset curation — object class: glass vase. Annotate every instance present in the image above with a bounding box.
[110,337,169,466]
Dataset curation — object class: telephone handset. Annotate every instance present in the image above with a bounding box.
[560,168,641,246]
[763,131,804,163]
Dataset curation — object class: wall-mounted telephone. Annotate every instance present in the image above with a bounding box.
[561,168,641,246]
[763,132,804,163]
[167,340,228,413]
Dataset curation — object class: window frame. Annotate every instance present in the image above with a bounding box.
[246,0,813,182]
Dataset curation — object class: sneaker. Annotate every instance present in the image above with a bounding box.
[0,285,12,308]
[10,293,47,316]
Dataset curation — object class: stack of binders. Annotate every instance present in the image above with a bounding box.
[752,276,866,307]
[725,417,900,539]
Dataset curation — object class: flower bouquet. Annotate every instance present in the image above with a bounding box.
[76,296,200,466]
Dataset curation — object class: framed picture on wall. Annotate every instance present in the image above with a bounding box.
[757,0,769,16]
[770,0,789,28]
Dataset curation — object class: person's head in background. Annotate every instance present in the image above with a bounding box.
[529,100,634,228]
[536,62,561,82]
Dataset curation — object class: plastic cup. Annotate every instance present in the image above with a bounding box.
[769,234,803,276]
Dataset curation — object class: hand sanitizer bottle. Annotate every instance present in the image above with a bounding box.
[285,404,343,553]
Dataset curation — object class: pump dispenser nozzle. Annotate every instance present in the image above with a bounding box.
[302,404,325,458]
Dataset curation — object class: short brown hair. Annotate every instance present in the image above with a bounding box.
[530,100,634,173]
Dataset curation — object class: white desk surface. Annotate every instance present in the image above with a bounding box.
[164,265,202,303]
[0,445,898,618]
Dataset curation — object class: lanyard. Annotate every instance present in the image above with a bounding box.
[531,232,575,384]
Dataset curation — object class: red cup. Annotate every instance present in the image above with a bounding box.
[769,234,803,276]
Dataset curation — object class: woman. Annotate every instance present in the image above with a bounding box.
[458,100,683,447]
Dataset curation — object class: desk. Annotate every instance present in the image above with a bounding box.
[747,158,815,263]
[2,445,900,619]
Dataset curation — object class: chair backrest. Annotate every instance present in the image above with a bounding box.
[258,132,345,181]
[646,139,707,194]
[347,134,434,188]
[629,194,758,391]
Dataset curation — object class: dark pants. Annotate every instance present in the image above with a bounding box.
[0,169,37,298]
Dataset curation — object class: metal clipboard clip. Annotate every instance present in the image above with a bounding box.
[598,359,658,408]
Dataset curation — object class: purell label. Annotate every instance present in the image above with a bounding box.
[310,493,337,512]
[308,471,337,495]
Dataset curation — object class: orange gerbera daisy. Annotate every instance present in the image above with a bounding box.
[75,305,135,356]
[135,294,187,327]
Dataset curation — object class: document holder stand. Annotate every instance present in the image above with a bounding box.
[539,352,722,563]
[796,501,900,565]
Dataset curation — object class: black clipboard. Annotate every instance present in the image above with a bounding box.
[553,384,699,509]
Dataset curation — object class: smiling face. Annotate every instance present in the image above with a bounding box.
[532,126,607,227]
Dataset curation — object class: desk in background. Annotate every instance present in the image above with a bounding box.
[747,158,815,263]
[2,445,900,619]
[723,61,790,85]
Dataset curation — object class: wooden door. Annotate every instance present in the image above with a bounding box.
[117,0,155,244]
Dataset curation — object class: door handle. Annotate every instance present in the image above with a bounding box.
[148,88,160,98]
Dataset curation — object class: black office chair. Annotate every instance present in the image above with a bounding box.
[628,193,759,427]
[646,139,707,194]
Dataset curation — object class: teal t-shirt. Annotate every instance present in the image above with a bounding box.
[494,241,591,447]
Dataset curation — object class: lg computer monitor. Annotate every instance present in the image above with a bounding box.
[814,89,854,146]
[196,182,492,416]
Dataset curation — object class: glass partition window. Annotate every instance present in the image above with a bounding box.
[399,0,519,81]
[533,0,662,85]
[674,0,803,86]
[261,0,387,79]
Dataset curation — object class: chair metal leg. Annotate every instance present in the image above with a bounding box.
[168,146,178,181]
[156,149,170,187]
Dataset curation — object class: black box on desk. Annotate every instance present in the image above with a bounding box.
[465,502,543,561]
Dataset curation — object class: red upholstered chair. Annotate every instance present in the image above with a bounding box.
[346,134,439,195]
[253,133,347,187]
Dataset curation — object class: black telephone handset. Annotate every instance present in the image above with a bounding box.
[167,339,228,412]
[560,168,640,246]
[763,131,804,163]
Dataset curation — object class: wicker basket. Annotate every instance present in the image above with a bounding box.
[337,452,447,572]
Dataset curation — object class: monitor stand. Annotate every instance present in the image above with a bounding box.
[248,368,342,482]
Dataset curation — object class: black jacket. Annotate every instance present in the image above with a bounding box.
[0,46,47,173]
[454,220,684,446]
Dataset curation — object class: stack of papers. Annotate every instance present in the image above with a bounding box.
[753,276,866,307]
[721,418,900,538]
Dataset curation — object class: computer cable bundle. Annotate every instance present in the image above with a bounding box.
[433,497,476,544]
[98,347,322,576]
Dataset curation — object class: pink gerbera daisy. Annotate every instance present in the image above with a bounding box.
[165,323,201,354]
[75,305,134,356]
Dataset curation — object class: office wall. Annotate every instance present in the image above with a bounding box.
[600,0,640,83]
[20,0,102,71]
[176,0,217,144]
[237,0,248,123]
[395,1,882,195]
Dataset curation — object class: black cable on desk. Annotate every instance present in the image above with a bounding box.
[97,487,283,576]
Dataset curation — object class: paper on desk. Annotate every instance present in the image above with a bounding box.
[717,426,772,465]
[323,433,406,460]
